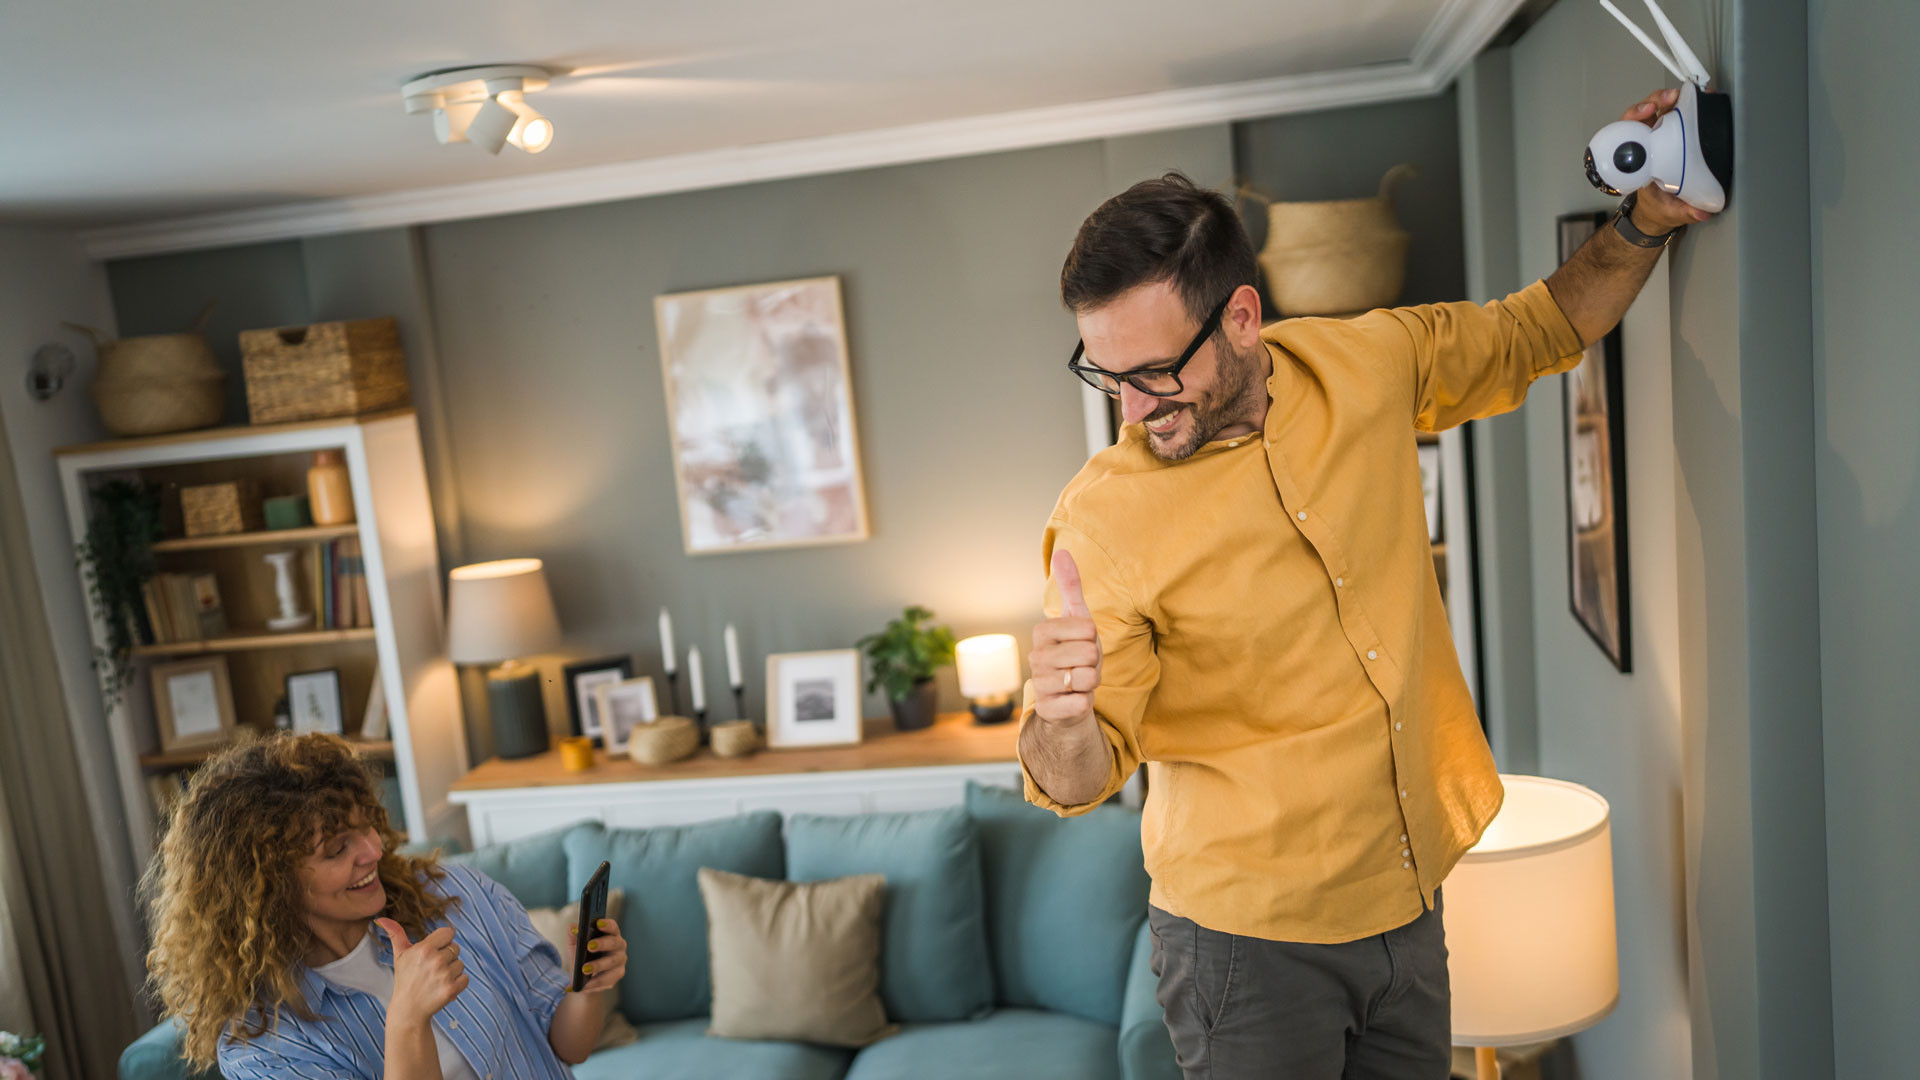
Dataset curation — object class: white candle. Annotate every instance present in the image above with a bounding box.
[724,624,743,688]
[688,647,705,712]
[659,608,677,674]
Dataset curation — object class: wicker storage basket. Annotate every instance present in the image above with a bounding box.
[68,302,227,437]
[710,720,760,759]
[1249,163,1418,318]
[181,479,263,537]
[239,317,410,425]
[627,716,701,766]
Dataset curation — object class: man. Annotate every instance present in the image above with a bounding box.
[1020,88,1709,1078]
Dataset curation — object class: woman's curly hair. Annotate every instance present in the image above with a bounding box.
[140,733,452,1067]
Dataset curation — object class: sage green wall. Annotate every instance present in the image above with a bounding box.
[1808,1,1920,1075]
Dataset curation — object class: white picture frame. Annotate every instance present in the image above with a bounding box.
[655,276,871,555]
[765,649,863,749]
[287,668,345,736]
[593,676,660,755]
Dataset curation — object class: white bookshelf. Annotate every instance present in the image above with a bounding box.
[56,410,468,858]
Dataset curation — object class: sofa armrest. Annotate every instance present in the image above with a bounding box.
[119,1018,222,1080]
[1117,919,1180,1080]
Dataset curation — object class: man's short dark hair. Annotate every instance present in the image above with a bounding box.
[1059,172,1257,323]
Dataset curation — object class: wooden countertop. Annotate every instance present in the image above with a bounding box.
[450,710,1020,793]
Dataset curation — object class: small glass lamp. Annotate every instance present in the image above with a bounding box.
[955,634,1021,725]
[447,558,561,760]
[1446,774,1619,1080]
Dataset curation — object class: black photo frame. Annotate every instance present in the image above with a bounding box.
[1557,211,1633,672]
[562,655,634,744]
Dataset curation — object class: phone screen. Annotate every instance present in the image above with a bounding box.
[571,860,610,992]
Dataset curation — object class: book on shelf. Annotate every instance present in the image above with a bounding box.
[138,572,228,644]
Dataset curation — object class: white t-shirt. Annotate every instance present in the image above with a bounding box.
[313,930,483,1080]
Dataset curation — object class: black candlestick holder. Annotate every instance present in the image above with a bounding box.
[695,706,708,739]
[731,686,747,725]
[664,670,682,716]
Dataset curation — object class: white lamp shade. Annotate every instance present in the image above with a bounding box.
[446,558,561,664]
[955,634,1021,698]
[1446,774,1619,1046]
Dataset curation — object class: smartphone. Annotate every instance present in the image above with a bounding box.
[571,860,611,992]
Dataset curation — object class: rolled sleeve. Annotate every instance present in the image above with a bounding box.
[1374,279,1587,432]
[1019,517,1158,816]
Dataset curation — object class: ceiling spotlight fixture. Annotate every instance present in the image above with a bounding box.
[403,65,556,155]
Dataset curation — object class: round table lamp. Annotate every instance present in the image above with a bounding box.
[955,634,1021,724]
[447,558,562,760]
[1446,774,1618,1080]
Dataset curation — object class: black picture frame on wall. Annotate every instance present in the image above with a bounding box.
[1557,211,1633,672]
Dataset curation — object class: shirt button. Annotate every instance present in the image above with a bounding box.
[1403,861,1412,869]
[449,1021,460,1031]
[1394,722,1403,731]
[1400,789,1408,799]
[1367,649,1379,660]
[1402,848,1410,857]
[1297,511,1307,520]
[1401,833,1408,842]
[1335,577,1344,588]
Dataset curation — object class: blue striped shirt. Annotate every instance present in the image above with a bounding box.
[218,864,575,1080]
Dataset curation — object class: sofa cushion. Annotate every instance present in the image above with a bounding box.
[571,1017,852,1080]
[965,780,1147,1026]
[842,1008,1119,1080]
[118,1018,221,1080]
[565,811,786,1023]
[786,807,993,1023]
[442,819,599,910]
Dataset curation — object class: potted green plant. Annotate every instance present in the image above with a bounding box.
[857,605,956,732]
[75,479,162,711]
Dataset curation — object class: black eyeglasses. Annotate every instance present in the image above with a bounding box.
[1066,294,1232,398]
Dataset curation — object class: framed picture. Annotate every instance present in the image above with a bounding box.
[765,649,863,749]
[287,668,346,736]
[1558,211,1633,673]
[563,656,633,744]
[151,656,236,752]
[655,276,871,555]
[593,677,660,755]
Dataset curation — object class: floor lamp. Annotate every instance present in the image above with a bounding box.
[1446,774,1619,1080]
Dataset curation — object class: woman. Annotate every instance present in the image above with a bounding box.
[143,734,626,1077]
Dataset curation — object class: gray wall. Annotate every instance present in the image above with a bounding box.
[1486,0,1841,1075]
[1234,89,1466,311]
[1808,1,1920,1076]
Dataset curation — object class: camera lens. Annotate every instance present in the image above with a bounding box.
[1613,141,1647,174]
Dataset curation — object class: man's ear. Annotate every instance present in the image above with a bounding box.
[1225,282,1264,346]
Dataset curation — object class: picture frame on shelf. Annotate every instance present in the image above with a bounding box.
[564,656,634,744]
[1557,210,1633,673]
[766,649,863,749]
[287,668,346,735]
[151,656,236,753]
[593,676,660,755]
[654,275,871,555]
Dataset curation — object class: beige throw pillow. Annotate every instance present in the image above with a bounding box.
[698,867,895,1047]
[523,888,640,1051]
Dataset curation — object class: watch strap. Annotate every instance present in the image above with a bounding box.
[1612,191,1683,248]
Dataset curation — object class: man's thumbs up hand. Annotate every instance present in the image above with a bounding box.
[1030,549,1102,727]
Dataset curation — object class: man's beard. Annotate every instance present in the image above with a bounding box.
[1142,339,1260,462]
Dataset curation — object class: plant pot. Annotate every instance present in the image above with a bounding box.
[889,678,938,732]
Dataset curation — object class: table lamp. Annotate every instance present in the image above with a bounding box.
[1446,774,1619,1080]
[955,634,1021,725]
[447,558,562,760]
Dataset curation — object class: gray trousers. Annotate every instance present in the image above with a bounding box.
[1147,889,1450,1079]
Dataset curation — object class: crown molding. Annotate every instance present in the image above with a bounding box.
[79,0,1526,260]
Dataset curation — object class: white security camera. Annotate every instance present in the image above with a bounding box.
[1582,0,1732,214]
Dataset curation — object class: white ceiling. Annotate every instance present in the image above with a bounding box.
[4,0,1522,253]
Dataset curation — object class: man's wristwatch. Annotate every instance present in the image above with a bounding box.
[1611,190,1684,248]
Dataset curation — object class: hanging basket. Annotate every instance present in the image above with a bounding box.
[1246,163,1418,318]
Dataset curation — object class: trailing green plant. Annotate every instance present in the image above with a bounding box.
[857,605,957,701]
[75,478,161,711]
[0,1028,46,1075]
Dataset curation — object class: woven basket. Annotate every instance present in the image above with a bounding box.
[69,302,227,437]
[627,716,700,766]
[710,720,760,759]
[181,479,262,537]
[239,317,411,425]
[1249,163,1417,318]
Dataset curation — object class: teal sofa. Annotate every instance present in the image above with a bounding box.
[121,782,1179,1080]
